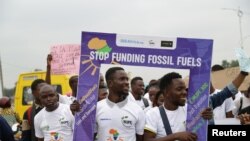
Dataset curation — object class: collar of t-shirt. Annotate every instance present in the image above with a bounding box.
[106,97,128,108]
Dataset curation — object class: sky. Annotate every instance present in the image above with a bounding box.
[0,0,250,88]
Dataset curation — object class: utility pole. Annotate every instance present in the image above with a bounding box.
[0,55,4,97]
[222,7,244,49]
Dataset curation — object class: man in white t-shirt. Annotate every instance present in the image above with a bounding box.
[210,83,235,122]
[34,84,74,141]
[144,71,249,140]
[233,86,250,116]
[95,67,145,141]
[144,72,198,140]
[129,76,150,110]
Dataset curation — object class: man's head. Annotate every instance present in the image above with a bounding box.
[69,75,78,97]
[31,79,46,105]
[160,72,187,106]
[39,84,59,112]
[0,96,11,108]
[152,91,164,107]
[105,67,129,97]
[99,73,105,88]
[98,85,108,101]
[130,76,145,97]
[148,81,160,102]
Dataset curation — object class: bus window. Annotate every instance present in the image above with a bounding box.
[22,86,33,105]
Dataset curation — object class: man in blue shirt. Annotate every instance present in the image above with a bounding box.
[0,115,15,141]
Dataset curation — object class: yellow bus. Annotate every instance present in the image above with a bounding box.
[14,71,71,119]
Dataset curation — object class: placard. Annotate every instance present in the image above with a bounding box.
[74,32,213,141]
[50,44,80,75]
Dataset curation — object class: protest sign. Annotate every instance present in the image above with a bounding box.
[50,44,80,75]
[74,32,213,141]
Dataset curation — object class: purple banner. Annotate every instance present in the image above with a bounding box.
[73,31,213,141]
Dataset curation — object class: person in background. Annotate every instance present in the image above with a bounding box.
[147,81,160,107]
[34,84,74,141]
[99,73,105,88]
[98,85,108,101]
[21,79,46,141]
[144,79,157,100]
[129,76,150,110]
[69,75,78,98]
[0,96,21,127]
[46,54,80,114]
[238,113,250,125]
[233,85,250,116]
[0,115,15,141]
[210,82,235,123]
[0,96,22,140]
[152,91,164,107]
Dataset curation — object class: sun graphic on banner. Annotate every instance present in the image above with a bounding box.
[79,55,99,76]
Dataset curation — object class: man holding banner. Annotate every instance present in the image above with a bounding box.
[95,67,145,141]
[144,69,248,140]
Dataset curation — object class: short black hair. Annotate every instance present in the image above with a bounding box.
[148,80,160,90]
[211,64,224,72]
[105,67,124,82]
[69,75,78,85]
[130,76,143,86]
[159,72,182,92]
[31,79,46,92]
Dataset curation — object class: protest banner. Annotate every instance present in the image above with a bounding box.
[73,32,213,141]
[50,44,80,75]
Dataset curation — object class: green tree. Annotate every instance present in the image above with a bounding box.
[230,60,239,67]
[222,60,230,68]
[221,60,239,68]
[3,87,15,97]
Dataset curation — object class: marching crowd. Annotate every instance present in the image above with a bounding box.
[0,55,250,141]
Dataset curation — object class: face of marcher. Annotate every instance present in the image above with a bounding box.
[157,94,164,106]
[167,78,187,106]
[148,87,159,102]
[110,70,129,97]
[70,76,78,96]
[99,74,105,88]
[98,88,108,101]
[39,85,59,111]
[33,82,46,105]
[132,80,145,96]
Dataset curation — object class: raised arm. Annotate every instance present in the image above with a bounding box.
[210,71,248,109]
[45,54,52,84]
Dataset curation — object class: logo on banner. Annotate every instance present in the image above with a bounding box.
[161,40,173,47]
[88,37,112,53]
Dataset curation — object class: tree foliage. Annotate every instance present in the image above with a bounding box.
[221,59,239,68]
[3,87,15,97]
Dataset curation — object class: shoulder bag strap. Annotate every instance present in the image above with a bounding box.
[159,105,172,135]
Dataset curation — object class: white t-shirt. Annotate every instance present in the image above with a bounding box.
[95,97,145,141]
[34,103,75,141]
[59,94,76,105]
[211,89,235,120]
[128,92,149,110]
[145,106,186,138]
[233,94,250,115]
